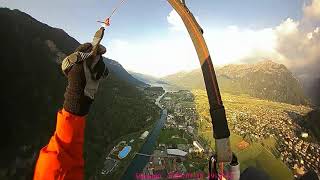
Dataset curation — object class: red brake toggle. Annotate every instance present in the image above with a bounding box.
[104,18,110,26]
[97,18,110,27]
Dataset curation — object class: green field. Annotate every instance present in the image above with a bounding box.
[157,128,192,144]
[236,143,291,179]
[199,132,293,180]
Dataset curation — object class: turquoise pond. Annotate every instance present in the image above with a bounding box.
[118,146,132,159]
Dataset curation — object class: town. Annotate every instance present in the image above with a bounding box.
[194,89,320,178]
[140,90,213,178]
[223,95,320,177]
[142,89,320,179]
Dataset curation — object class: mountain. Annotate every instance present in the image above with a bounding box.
[162,70,204,90]
[106,60,147,87]
[130,71,184,92]
[129,71,167,85]
[163,60,308,105]
[0,8,159,179]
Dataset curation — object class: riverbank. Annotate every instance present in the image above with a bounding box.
[94,91,167,179]
[121,109,168,180]
[99,125,154,180]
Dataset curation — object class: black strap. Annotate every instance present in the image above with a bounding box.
[210,106,230,139]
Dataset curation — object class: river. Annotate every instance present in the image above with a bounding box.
[121,92,168,180]
[155,91,167,108]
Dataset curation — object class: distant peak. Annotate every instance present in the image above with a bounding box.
[258,60,276,64]
[257,60,282,66]
[256,60,287,70]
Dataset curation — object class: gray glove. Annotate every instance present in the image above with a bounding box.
[61,43,108,115]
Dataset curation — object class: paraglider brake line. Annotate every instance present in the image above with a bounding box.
[97,0,127,27]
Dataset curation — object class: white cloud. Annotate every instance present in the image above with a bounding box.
[167,10,186,31]
[107,33,198,77]
[167,10,200,32]
[203,26,281,66]
[275,22,320,78]
[303,0,320,21]
[276,18,299,35]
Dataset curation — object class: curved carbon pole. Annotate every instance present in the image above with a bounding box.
[167,0,232,163]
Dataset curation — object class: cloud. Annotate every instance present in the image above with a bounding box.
[204,5,320,81]
[274,14,320,80]
[107,34,199,77]
[275,25,320,79]
[167,10,200,32]
[203,26,282,66]
[167,10,186,31]
[276,18,299,35]
[303,0,320,21]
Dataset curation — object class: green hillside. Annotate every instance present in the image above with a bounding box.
[84,74,160,178]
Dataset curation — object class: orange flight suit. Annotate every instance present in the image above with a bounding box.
[33,109,85,180]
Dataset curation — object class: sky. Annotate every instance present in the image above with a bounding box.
[2,0,320,78]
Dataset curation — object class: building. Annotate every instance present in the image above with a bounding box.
[187,126,194,134]
[301,132,309,138]
[193,141,204,152]
[167,149,188,157]
[140,131,149,139]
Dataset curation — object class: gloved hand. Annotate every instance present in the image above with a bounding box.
[61,43,108,116]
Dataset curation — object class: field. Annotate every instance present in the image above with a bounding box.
[157,128,192,145]
[199,129,293,180]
